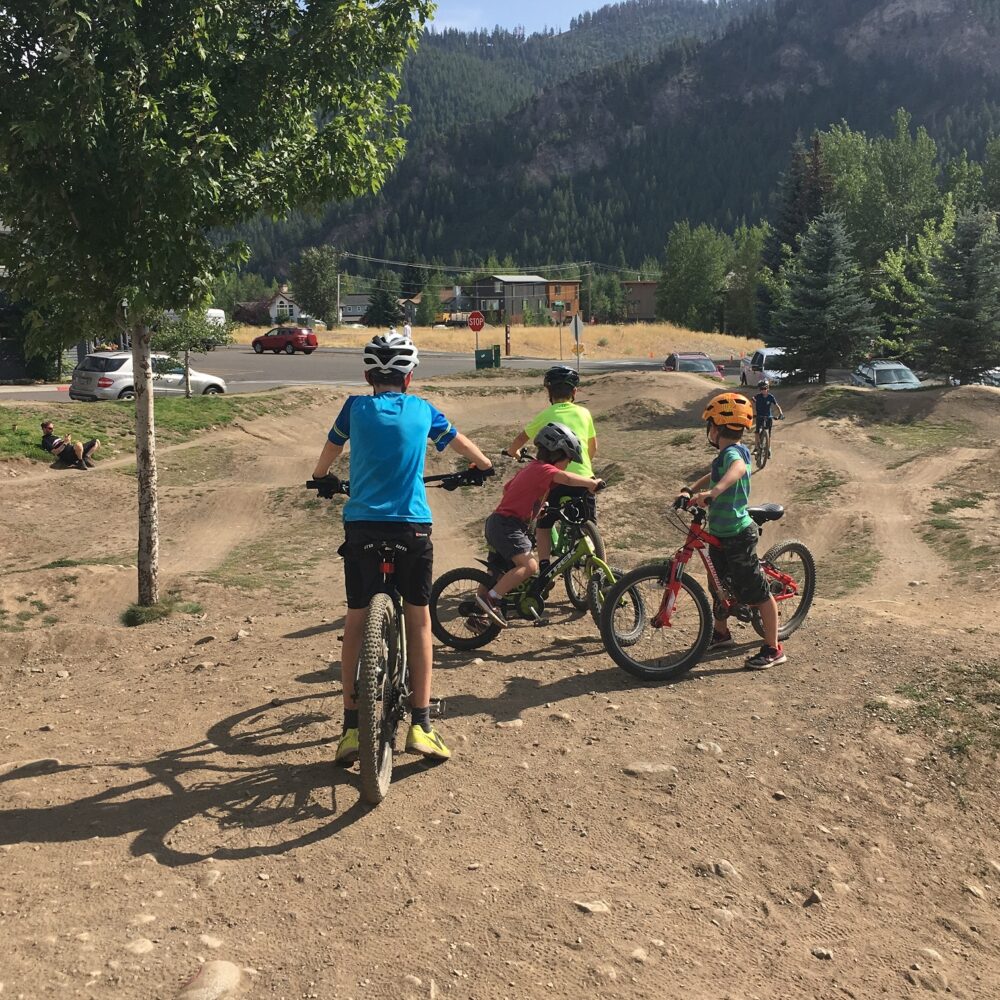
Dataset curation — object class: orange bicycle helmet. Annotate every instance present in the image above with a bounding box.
[702,392,754,431]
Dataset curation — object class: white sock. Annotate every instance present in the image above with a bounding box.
[488,589,501,601]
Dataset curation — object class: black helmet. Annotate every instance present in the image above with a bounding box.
[543,365,580,390]
[533,421,583,464]
[757,379,770,389]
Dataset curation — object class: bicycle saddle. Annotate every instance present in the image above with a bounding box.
[748,503,784,525]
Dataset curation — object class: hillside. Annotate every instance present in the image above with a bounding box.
[238,0,1000,276]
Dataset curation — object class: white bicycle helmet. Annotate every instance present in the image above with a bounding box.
[363,331,419,376]
[533,421,583,464]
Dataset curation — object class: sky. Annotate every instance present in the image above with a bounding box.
[428,0,589,34]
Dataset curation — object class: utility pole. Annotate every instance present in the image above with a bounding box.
[336,271,341,329]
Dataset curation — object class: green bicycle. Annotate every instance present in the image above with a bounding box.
[429,494,632,649]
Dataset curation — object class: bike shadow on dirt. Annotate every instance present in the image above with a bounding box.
[0,691,424,866]
[282,617,346,640]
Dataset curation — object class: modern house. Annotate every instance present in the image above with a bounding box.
[462,274,549,325]
[546,280,581,321]
[621,280,658,322]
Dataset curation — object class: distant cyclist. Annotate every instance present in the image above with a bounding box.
[312,332,492,764]
[504,366,598,578]
[753,379,784,454]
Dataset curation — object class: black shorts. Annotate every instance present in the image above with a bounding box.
[484,513,533,575]
[338,521,433,609]
[537,485,596,528]
[755,415,773,433]
[709,524,770,606]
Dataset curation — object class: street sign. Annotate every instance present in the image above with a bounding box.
[570,314,583,343]
[468,311,485,333]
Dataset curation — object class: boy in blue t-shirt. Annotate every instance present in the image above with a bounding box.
[753,379,784,454]
[676,392,786,670]
[312,333,492,764]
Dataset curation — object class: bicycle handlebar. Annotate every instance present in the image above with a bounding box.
[306,466,496,499]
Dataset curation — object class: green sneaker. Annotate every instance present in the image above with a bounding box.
[334,728,359,767]
[405,724,451,760]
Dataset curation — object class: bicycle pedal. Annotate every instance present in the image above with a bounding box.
[429,698,446,718]
[533,617,550,628]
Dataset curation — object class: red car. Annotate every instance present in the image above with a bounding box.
[252,326,318,355]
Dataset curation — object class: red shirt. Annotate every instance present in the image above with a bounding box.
[494,461,560,523]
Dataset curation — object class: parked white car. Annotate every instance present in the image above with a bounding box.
[70,352,226,401]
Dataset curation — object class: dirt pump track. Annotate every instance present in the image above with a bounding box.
[1,372,999,999]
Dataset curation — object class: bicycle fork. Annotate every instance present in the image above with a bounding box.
[652,552,696,628]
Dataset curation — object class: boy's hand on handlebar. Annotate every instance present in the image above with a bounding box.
[673,487,692,510]
[309,474,343,499]
[689,490,712,508]
[589,478,606,494]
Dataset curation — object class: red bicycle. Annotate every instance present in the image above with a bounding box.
[598,502,815,681]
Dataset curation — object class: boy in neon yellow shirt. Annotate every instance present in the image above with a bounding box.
[504,366,598,572]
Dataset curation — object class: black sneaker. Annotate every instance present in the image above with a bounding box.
[474,592,507,628]
[464,612,491,636]
[745,644,787,670]
[84,457,97,468]
[75,459,88,470]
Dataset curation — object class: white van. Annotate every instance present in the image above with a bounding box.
[741,347,791,385]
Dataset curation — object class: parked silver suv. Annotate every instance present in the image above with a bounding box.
[70,352,226,401]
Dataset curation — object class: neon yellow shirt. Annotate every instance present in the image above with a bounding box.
[524,402,596,478]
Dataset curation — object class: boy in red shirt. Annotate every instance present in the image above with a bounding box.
[476,422,603,627]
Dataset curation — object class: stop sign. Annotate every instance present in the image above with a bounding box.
[468,310,485,333]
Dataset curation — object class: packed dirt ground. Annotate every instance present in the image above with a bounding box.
[1,370,999,999]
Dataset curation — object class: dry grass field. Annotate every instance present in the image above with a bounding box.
[232,322,762,361]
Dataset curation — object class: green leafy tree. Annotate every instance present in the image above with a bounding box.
[916,210,1000,383]
[415,269,445,326]
[656,221,732,331]
[289,246,342,326]
[724,221,769,338]
[871,201,956,358]
[984,137,1000,212]
[773,213,878,384]
[0,0,430,605]
[153,311,235,397]
[211,270,277,319]
[367,268,404,327]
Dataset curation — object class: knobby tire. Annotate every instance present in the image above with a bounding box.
[429,567,502,650]
[752,539,816,640]
[357,593,398,805]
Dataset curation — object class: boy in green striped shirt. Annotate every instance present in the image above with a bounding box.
[678,392,786,670]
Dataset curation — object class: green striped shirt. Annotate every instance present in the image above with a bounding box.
[707,444,753,538]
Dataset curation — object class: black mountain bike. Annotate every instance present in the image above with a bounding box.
[307,466,493,804]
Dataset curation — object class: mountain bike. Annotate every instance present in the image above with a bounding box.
[599,500,815,682]
[753,414,783,470]
[306,466,493,804]
[500,447,610,615]
[429,490,633,650]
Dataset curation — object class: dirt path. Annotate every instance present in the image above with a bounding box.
[1,374,998,1000]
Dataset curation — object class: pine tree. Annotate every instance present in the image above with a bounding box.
[773,212,878,384]
[916,210,1000,383]
[367,268,404,327]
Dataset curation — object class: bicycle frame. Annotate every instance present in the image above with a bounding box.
[651,513,800,629]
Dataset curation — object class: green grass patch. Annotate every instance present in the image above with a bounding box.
[922,475,998,573]
[121,592,204,627]
[931,493,986,516]
[866,659,1000,760]
[37,554,136,570]
[823,536,881,598]
[792,467,849,504]
[0,389,322,464]
[668,431,696,446]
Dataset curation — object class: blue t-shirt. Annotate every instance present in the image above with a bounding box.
[754,392,778,417]
[328,393,458,523]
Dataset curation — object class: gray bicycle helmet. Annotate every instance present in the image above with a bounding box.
[533,421,583,464]
[543,365,580,389]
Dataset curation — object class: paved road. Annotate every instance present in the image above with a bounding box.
[0,346,670,403]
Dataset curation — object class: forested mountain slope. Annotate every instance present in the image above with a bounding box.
[240,0,1000,274]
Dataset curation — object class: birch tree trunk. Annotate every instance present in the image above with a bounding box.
[133,324,160,606]
[184,346,192,398]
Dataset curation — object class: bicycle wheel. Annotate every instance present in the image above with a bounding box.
[563,520,606,610]
[587,564,643,638]
[429,567,502,650]
[752,539,816,640]
[357,593,400,805]
[755,430,769,470]
[599,564,712,681]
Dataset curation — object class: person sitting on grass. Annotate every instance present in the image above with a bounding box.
[40,420,100,470]
[503,366,598,580]
[475,422,604,628]
[675,392,785,670]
